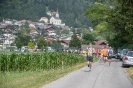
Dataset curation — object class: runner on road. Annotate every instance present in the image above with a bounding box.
[108,47,113,66]
[100,47,104,62]
[86,45,95,72]
[102,46,108,66]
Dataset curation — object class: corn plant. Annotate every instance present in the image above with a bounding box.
[0,52,86,72]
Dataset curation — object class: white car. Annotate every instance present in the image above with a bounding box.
[120,49,129,61]
[122,51,133,67]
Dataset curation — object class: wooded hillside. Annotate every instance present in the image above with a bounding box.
[0,0,92,28]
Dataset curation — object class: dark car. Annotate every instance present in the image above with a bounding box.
[115,49,122,59]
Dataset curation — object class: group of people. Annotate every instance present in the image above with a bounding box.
[86,45,113,72]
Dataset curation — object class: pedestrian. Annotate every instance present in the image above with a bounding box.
[86,45,95,72]
[102,46,108,66]
[100,47,104,62]
[108,47,113,66]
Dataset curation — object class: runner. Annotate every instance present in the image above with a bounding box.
[108,47,113,66]
[102,46,108,66]
[100,47,104,62]
[86,45,95,72]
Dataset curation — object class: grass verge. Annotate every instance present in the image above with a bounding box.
[125,67,133,81]
[0,57,98,88]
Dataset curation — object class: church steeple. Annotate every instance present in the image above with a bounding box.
[56,8,59,17]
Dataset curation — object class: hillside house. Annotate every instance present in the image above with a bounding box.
[94,40,108,45]
[30,30,38,36]
[39,17,48,23]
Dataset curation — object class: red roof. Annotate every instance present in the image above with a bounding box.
[19,19,31,23]
[94,40,108,45]
[41,17,48,19]
[30,30,36,32]
[60,40,70,44]
[46,38,54,43]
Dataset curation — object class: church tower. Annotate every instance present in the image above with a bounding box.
[56,8,59,18]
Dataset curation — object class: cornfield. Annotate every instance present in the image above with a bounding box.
[0,52,86,72]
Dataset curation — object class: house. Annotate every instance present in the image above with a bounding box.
[48,31,56,36]
[19,19,31,23]
[45,26,55,33]
[45,26,56,36]
[0,23,8,29]
[62,26,70,30]
[29,23,36,29]
[36,23,47,30]
[60,40,70,48]
[94,40,108,45]
[3,20,13,25]
[30,30,38,36]
[39,17,48,23]
[81,40,109,50]
[0,33,15,47]
[81,45,109,50]
[45,37,54,43]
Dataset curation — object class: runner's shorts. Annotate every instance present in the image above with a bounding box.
[87,56,93,62]
[108,56,112,59]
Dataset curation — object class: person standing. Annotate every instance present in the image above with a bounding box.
[86,45,95,72]
[102,46,108,66]
[108,47,113,66]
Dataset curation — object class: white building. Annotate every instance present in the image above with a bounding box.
[50,9,62,26]
[39,17,48,23]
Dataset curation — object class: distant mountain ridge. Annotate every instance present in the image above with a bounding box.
[0,0,92,28]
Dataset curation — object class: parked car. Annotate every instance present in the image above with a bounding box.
[120,49,130,61]
[122,50,133,68]
[115,49,122,59]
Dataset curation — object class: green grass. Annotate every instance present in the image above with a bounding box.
[126,67,133,81]
[0,57,98,88]
[0,63,86,88]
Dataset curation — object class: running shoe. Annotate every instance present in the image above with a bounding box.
[108,64,110,66]
[88,70,91,72]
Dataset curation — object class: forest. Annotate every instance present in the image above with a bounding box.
[0,0,93,28]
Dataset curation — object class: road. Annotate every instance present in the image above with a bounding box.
[41,59,133,88]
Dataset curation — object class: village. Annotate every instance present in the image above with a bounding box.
[0,9,108,52]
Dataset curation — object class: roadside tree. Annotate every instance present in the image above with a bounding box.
[69,33,81,49]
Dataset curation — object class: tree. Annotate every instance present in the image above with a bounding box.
[49,41,63,49]
[84,1,113,33]
[15,38,22,49]
[14,33,31,51]
[84,0,133,49]
[14,34,30,46]
[61,30,69,34]
[37,36,47,49]
[108,0,133,49]
[0,0,91,28]
[82,33,95,44]
[69,33,81,49]
[28,42,35,49]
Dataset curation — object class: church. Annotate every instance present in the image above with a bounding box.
[50,9,65,27]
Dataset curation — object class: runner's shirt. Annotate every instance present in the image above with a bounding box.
[87,48,93,56]
[108,49,113,56]
[103,48,108,56]
[98,49,101,54]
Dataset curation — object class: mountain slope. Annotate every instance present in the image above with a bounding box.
[0,0,92,28]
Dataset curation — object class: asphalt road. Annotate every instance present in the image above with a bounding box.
[41,59,133,88]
